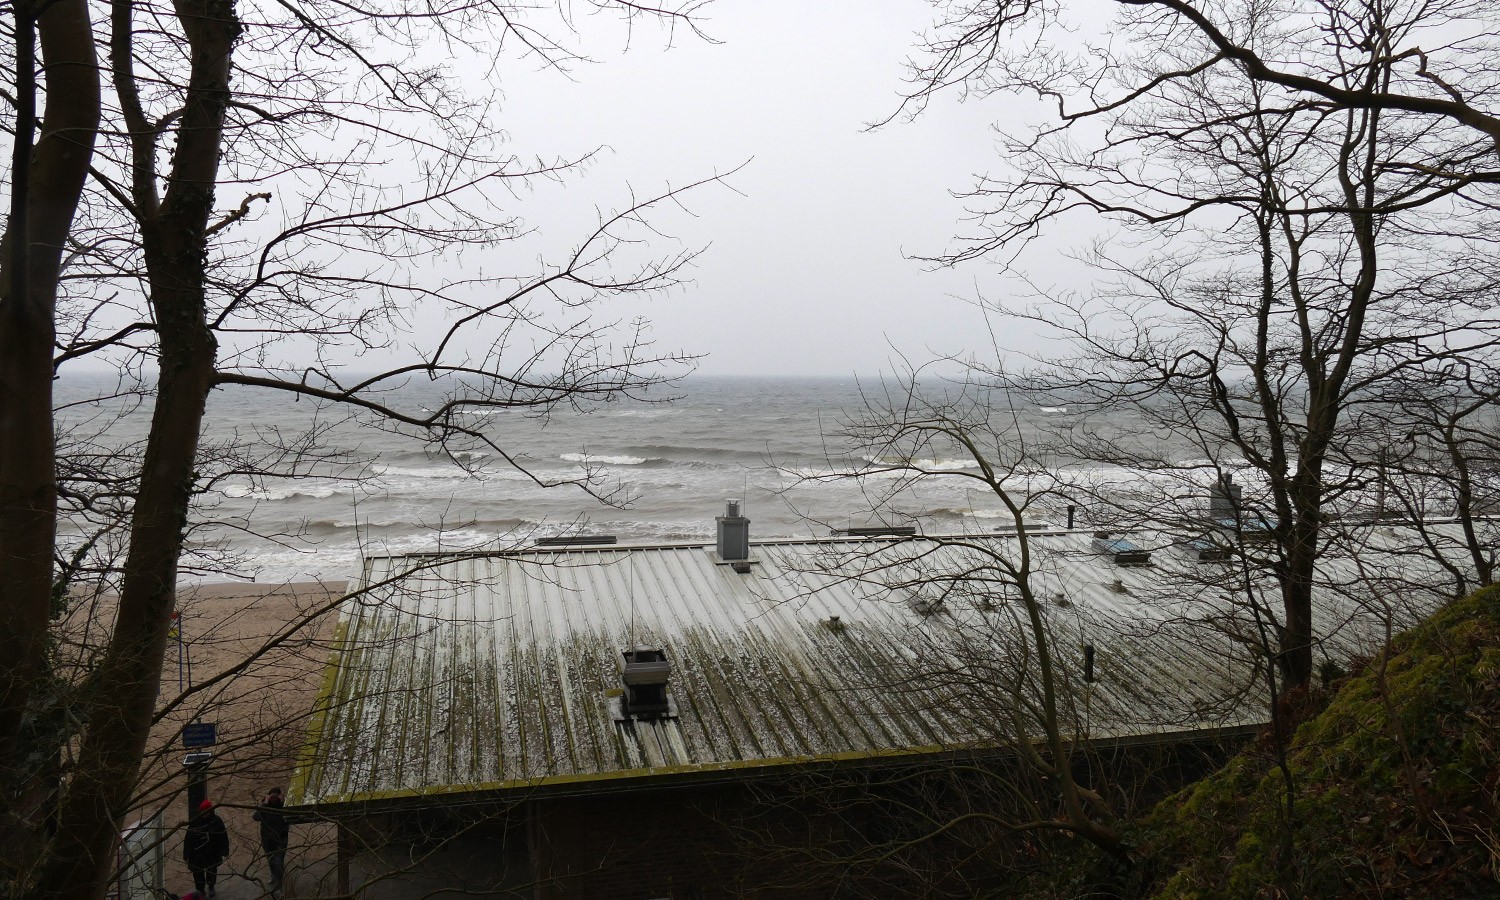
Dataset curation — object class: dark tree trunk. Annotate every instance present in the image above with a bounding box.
[1447,425,1494,588]
[0,0,99,858]
[1278,512,1320,692]
[32,0,237,892]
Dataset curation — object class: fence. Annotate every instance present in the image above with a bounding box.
[113,809,166,900]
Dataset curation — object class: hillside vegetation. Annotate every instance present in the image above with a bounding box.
[1026,585,1500,898]
[1140,585,1500,898]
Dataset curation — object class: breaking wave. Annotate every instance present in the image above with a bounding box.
[559,452,655,466]
[219,483,342,501]
[860,455,981,472]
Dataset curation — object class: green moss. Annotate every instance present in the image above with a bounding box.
[1131,585,1500,899]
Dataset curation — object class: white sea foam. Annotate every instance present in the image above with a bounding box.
[213,526,499,583]
[860,455,981,472]
[559,452,651,466]
[370,464,472,480]
[369,463,536,483]
[219,483,342,501]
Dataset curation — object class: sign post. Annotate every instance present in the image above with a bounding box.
[181,722,217,749]
[181,723,217,820]
[168,611,183,692]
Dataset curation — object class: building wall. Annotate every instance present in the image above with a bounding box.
[326,733,1252,898]
[309,806,533,899]
[530,784,815,900]
[526,768,1048,899]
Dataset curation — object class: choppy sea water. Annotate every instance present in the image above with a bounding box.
[53,374,1162,584]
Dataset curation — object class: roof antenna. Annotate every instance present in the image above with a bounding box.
[629,550,637,648]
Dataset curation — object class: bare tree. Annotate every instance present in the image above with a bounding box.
[782,371,1132,861]
[0,0,730,895]
[894,0,1500,159]
[1373,360,1500,593]
[0,0,100,885]
[891,0,1500,694]
[854,9,1500,887]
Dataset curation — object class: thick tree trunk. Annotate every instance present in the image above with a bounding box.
[31,0,237,893]
[0,0,99,859]
[1448,430,1493,588]
[1278,517,1319,692]
[32,319,218,894]
[1271,442,1335,695]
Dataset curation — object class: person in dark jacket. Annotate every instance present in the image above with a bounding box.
[253,786,290,890]
[184,799,230,897]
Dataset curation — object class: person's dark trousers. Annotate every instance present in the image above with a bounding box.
[191,864,219,895]
[269,847,286,887]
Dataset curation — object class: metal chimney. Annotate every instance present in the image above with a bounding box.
[621,647,672,717]
[1209,475,1242,522]
[716,498,750,561]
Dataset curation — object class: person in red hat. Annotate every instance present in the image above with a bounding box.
[184,798,230,897]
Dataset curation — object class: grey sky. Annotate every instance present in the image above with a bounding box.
[489,0,1050,377]
[60,0,1083,381]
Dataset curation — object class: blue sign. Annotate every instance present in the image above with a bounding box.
[182,722,218,748]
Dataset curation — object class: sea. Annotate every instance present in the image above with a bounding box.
[52,373,1178,584]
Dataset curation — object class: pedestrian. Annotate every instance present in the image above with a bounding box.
[184,799,230,898]
[253,786,290,890]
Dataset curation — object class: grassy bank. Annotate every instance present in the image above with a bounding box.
[1017,585,1500,898]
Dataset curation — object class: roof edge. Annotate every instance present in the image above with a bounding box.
[286,722,1264,815]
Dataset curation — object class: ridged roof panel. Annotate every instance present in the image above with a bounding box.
[292,523,1479,807]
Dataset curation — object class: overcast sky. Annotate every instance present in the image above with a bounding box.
[60,0,1091,381]
[487,0,1063,377]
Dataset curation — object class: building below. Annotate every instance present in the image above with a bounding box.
[288,503,1478,897]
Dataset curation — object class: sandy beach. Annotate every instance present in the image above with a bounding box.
[123,580,347,898]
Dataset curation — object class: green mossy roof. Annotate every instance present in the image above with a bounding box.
[292,537,1284,807]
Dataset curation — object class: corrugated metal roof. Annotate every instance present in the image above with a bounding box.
[290,523,1481,808]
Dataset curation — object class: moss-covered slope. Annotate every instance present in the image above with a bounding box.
[1140,585,1500,898]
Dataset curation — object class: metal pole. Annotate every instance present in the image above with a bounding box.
[184,615,192,690]
[183,752,213,821]
[336,822,352,893]
[174,611,183,693]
